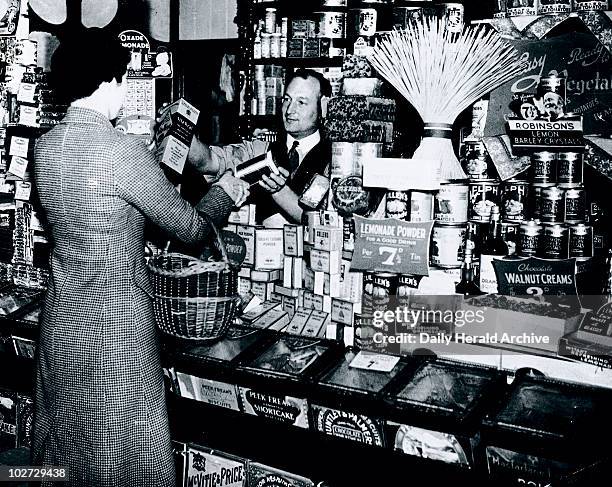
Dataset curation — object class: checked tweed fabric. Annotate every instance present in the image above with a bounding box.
[31,107,233,486]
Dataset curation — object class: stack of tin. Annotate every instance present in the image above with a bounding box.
[517,151,591,260]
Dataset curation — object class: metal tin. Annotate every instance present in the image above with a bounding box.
[350,8,378,37]
[531,151,556,183]
[317,11,347,39]
[501,179,529,223]
[372,272,398,310]
[461,140,490,180]
[540,186,564,223]
[471,99,489,139]
[563,186,586,224]
[531,182,555,219]
[557,152,583,187]
[386,191,409,220]
[362,271,375,316]
[501,222,520,256]
[343,216,355,252]
[354,142,383,175]
[573,0,608,11]
[431,224,466,269]
[538,75,567,120]
[493,0,508,17]
[519,220,543,257]
[393,6,425,29]
[569,224,593,258]
[507,0,537,16]
[538,0,571,14]
[469,180,501,222]
[397,274,419,301]
[331,142,355,176]
[265,8,277,33]
[542,223,569,259]
[435,182,469,224]
[442,3,464,34]
[410,191,434,222]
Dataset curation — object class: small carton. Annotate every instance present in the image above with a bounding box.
[287,308,313,335]
[154,98,200,174]
[254,228,284,270]
[253,307,290,331]
[241,301,281,324]
[237,225,257,266]
[313,226,344,252]
[283,225,304,257]
[303,310,330,337]
[310,249,342,274]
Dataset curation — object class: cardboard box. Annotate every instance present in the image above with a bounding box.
[254,228,284,270]
[310,249,342,274]
[273,284,301,298]
[251,281,274,302]
[269,291,283,303]
[252,307,290,331]
[238,277,251,296]
[250,268,281,282]
[313,226,343,252]
[241,301,281,324]
[282,296,297,319]
[332,298,361,326]
[286,308,313,335]
[304,267,315,292]
[228,204,256,225]
[154,98,199,174]
[283,225,304,257]
[303,310,330,337]
[283,257,293,288]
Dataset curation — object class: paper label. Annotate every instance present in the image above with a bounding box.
[349,351,400,373]
[9,137,29,158]
[17,82,36,104]
[239,388,309,429]
[351,216,433,276]
[186,446,246,487]
[14,181,31,201]
[8,156,28,179]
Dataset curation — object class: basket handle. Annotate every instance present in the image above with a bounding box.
[199,211,232,267]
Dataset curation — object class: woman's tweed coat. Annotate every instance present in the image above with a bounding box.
[31,107,233,486]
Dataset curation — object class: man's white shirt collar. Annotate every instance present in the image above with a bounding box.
[286,131,321,164]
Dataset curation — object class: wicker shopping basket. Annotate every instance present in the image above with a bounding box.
[148,216,240,341]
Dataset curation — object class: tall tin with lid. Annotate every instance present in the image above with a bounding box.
[435,181,469,224]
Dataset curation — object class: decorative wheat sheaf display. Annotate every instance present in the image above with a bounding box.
[368,19,523,180]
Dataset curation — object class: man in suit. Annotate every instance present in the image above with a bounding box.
[188,68,332,227]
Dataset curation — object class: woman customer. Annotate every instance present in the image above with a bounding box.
[31,28,248,486]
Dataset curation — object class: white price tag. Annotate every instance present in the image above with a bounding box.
[17,82,37,104]
[8,156,28,179]
[349,351,400,373]
[9,137,29,158]
[19,105,39,127]
[14,181,31,201]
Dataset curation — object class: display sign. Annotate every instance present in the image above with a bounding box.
[185,446,246,487]
[311,404,384,447]
[493,257,579,309]
[238,388,309,429]
[350,216,433,276]
[118,30,172,78]
[485,33,612,138]
[575,301,612,345]
[507,117,584,151]
[176,372,241,411]
[216,231,247,267]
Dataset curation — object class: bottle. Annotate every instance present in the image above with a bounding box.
[479,205,508,294]
[253,28,262,59]
[456,248,484,297]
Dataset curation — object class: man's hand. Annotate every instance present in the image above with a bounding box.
[260,167,289,194]
[214,172,250,207]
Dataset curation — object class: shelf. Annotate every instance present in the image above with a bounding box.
[241,114,281,127]
[253,56,344,68]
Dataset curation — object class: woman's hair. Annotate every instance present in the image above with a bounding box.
[51,28,131,104]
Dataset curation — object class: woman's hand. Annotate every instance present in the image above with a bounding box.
[214,171,250,207]
[260,167,289,194]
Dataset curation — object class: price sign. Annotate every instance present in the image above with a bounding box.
[350,216,433,276]
[493,257,580,309]
[215,230,247,267]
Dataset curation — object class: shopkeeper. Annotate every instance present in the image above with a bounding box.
[188,68,332,227]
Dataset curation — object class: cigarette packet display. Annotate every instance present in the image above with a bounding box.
[286,308,313,335]
[283,224,304,257]
[254,228,284,270]
[154,98,199,174]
